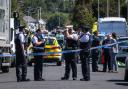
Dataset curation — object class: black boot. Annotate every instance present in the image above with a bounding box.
[61,77,69,80]
[21,78,30,82]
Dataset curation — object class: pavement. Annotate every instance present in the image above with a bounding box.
[0,64,128,89]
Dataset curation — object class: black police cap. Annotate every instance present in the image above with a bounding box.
[79,25,90,31]
[19,25,25,31]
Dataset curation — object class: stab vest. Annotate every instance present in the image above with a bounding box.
[66,38,78,50]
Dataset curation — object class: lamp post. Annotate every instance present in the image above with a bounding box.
[56,8,60,27]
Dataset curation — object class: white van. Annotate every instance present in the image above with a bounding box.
[98,17,128,37]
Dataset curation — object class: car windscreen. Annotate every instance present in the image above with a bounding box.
[99,22,126,36]
[98,36,105,41]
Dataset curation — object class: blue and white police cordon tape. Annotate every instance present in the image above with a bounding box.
[0,40,127,58]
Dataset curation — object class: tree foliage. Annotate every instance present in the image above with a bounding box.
[47,13,69,31]
[72,1,96,29]
[11,0,26,25]
[11,0,18,13]
[11,0,128,29]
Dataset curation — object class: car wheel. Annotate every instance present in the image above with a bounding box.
[57,61,62,66]
[11,59,16,67]
[124,69,128,81]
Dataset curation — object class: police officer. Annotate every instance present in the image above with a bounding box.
[61,28,78,80]
[91,31,100,72]
[78,26,91,81]
[32,28,45,81]
[15,26,30,82]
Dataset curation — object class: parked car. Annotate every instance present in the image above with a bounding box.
[43,37,62,66]
[124,57,128,81]
[55,33,65,49]
[116,37,128,64]
[115,37,128,81]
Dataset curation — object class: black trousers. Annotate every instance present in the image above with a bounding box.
[34,55,43,80]
[103,52,112,72]
[64,52,77,79]
[91,50,99,72]
[80,50,90,80]
[16,53,27,80]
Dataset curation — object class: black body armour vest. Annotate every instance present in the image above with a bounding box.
[33,35,45,52]
[66,38,78,50]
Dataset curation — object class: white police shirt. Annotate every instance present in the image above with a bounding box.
[32,34,45,44]
[72,34,78,41]
[18,32,26,55]
[67,33,78,41]
[19,32,25,44]
[79,32,90,42]
[32,36,38,44]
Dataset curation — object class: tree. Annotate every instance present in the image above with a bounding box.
[11,0,26,26]
[47,13,69,31]
[121,1,127,20]
[20,0,73,28]
[75,0,91,5]
[11,0,19,15]
[71,0,96,29]
[92,0,127,19]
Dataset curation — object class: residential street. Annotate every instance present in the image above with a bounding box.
[0,64,127,89]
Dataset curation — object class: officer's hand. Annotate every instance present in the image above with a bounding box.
[44,38,48,42]
[65,28,68,31]
[41,38,44,41]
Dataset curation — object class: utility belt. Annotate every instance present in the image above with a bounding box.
[33,46,44,53]
[80,42,89,48]
[65,46,77,50]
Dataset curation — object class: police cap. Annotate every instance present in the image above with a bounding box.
[19,25,25,31]
[79,25,90,31]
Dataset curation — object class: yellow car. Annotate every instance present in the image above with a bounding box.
[43,37,62,66]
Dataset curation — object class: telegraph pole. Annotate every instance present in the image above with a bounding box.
[27,10,29,26]
[127,0,128,20]
[37,7,41,20]
[98,0,100,18]
[107,0,109,17]
[118,0,120,17]
[37,8,39,21]
[40,7,41,20]
[58,0,60,27]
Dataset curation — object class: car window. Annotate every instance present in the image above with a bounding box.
[118,38,128,46]
[46,39,55,45]
[98,36,104,41]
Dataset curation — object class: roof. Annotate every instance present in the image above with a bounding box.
[98,17,126,23]
[38,19,46,24]
[23,16,37,23]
